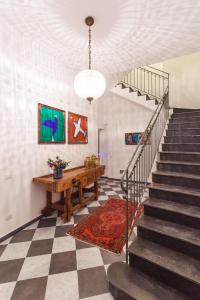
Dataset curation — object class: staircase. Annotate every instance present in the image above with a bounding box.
[111,66,169,111]
[108,108,200,300]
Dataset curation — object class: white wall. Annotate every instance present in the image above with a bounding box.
[98,93,153,179]
[0,53,98,238]
[156,51,200,109]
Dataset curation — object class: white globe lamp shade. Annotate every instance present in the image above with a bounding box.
[74,69,106,103]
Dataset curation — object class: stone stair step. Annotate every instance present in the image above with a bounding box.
[172,111,200,118]
[164,135,200,143]
[149,182,200,206]
[170,116,200,124]
[144,197,200,229]
[107,261,192,300]
[173,108,200,113]
[166,128,200,136]
[160,151,200,162]
[168,121,200,129]
[129,238,200,299]
[137,215,200,259]
[152,171,200,189]
[162,143,200,152]
[157,160,200,175]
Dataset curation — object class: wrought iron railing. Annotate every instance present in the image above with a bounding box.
[120,67,169,263]
[121,65,169,102]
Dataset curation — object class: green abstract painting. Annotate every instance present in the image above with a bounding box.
[38,103,66,144]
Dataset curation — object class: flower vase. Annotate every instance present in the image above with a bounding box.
[53,168,63,179]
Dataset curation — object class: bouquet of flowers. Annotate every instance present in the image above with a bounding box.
[47,156,70,170]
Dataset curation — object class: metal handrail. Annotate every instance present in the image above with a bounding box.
[146,65,170,77]
[121,86,169,193]
[119,66,169,263]
[121,66,169,101]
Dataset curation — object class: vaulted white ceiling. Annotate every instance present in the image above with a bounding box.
[1,0,200,82]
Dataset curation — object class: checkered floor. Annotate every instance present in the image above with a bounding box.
[0,178,136,300]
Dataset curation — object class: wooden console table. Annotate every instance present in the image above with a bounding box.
[33,165,105,223]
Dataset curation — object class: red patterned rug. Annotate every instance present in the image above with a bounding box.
[67,198,143,254]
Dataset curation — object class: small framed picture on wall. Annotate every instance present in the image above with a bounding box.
[125,132,144,145]
[38,103,66,144]
[68,112,88,144]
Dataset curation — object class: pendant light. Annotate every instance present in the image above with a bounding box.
[74,16,106,104]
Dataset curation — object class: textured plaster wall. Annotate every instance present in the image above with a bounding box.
[0,53,98,238]
[98,93,153,179]
[160,51,200,109]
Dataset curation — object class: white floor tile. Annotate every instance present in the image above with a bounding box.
[33,226,55,240]
[0,242,31,261]
[104,264,110,274]
[0,282,16,300]
[0,237,12,245]
[56,216,74,226]
[18,254,51,280]
[105,191,117,196]
[76,207,89,215]
[98,196,108,201]
[52,236,76,253]
[76,247,103,270]
[88,201,100,208]
[45,271,79,300]
[25,221,39,230]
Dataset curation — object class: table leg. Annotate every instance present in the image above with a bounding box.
[41,191,54,216]
[63,188,72,223]
[94,180,99,200]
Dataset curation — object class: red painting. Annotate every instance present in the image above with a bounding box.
[68,112,88,144]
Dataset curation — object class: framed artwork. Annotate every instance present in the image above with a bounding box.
[68,112,88,144]
[125,132,144,145]
[38,103,66,144]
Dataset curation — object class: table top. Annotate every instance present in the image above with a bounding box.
[33,165,105,185]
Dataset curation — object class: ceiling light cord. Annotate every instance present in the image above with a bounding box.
[88,26,92,70]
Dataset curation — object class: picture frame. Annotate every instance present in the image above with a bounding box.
[38,103,66,144]
[125,132,144,145]
[68,112,88,144]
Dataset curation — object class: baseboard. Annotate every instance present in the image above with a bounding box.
[0,215,42,243]
[101,176,121,181]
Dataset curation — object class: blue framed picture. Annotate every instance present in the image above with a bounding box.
[125,132,144,145]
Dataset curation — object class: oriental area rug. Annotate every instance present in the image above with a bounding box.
[67,198,143,254]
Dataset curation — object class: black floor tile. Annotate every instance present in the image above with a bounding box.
[78,266,108,299]
[55,225,73,238]
[38,218,57,228]
[99,192,107,196]
[0,259,24,284]
[74,214,88,224]
[75,240,95,250]
[88,207,98,214]
[10,230,35,243]
[49,251,77,275]
[11,277,47,300]
[27,239,53,257]
[0,244,6,257]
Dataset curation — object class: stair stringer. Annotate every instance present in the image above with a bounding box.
[110,85,156,112]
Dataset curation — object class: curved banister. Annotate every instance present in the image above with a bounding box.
[119,66,169,263]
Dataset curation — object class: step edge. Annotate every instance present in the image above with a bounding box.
[129,239,200,285]
[152,170,200,180]
[144,199,200,218]
[149,183,200,196]
[138,216,200,247]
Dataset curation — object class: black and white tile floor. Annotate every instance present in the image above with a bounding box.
[0,178,137,300]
